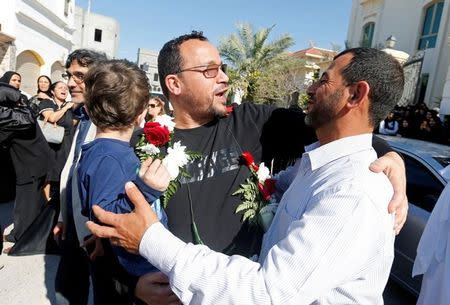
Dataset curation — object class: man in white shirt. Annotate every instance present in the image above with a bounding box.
[87,47,404,304]
[413,165,450,305]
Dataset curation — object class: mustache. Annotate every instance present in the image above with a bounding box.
[214,86,229,95]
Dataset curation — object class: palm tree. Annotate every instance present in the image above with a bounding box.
[219,23,294,102]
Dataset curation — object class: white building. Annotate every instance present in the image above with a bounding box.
[290,46,337,86]
[73,6,120,59]
[346,0,450,116]
[0,0,75,95]
[137,48,162,95]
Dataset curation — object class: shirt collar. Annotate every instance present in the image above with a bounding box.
[304,133,373,171]
[73,105,89,120]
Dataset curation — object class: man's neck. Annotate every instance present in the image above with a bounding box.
[95,127,134,142]
[173,109,215,129]
[316,121,372,145]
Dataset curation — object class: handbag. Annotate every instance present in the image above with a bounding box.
[38,118,64,144]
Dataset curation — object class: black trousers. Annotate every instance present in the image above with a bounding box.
[9,175,46,241]
[55,237,138,305]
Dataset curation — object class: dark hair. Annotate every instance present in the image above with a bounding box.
[0,71,20,84]
[84,59,150,131]
[65,49,108,69]
[50,81,66,92]
[158,31,208,97]
[334,48,404,127]
[36,75,52,95]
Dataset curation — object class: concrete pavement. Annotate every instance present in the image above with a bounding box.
[0,201,59,305]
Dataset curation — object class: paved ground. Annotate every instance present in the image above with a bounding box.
[0,201,59,305]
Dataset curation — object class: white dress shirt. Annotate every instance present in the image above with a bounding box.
[139,133,395,304]
[413,166,450,305]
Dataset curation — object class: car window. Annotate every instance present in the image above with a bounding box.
[404,155,444,213]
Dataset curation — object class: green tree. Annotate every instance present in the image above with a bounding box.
[253,55,306,107]
[219,23,294,102]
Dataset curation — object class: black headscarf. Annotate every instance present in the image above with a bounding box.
[0,71,21,84]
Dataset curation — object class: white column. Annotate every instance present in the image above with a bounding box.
[439,37,450,117]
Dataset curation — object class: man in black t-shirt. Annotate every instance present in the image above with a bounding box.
[124,31,409,305]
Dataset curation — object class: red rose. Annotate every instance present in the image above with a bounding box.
[258,178,276,201]
[241,151,259,171]
[143,121,170,146]
[241,151,254,166]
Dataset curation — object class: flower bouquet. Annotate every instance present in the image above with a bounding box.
[233,151,278,231]
[135,115,201,208]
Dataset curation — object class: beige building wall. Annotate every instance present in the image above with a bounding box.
[0,0,75,95]
[73,6,120,59]
[346,0,450,114]
[137,48,162,95]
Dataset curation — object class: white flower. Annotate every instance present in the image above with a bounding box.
[138,143,160,155]
[162,157,180,180]
[154,114,176,132]
[162,141,189,179]
[256,162,271,182]
[166,141,189,167]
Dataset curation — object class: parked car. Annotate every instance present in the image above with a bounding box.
[379,135,450,296]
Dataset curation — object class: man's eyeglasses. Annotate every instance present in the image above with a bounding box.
[148,104,157,108]
[62,72,85,84]
[177,63,227,79]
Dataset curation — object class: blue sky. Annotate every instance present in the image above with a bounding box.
[77,0,353,61]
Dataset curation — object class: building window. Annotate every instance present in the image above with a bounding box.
[418,1,444,50]
[361,22,375,47]
[64,0,71,16]
[94,29,102,42]
[153,73,159,82]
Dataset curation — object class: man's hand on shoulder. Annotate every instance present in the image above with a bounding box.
[369,151,408,235]
[86,181,159,254]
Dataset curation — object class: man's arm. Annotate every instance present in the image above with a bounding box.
[370,150,408,234]
[88,182,390,305]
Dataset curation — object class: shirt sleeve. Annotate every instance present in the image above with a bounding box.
[80,155,160,218]
[139,185,392,304]
[38,99,55,115]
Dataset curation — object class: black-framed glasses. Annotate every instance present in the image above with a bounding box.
[62,72,85,84]
[177,63,227,78]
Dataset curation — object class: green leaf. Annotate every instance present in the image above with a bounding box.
[242,209,256,222]
[191,221,204,245]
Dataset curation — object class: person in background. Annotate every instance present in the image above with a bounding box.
[0,71,28,105]
[0,72,50,252]
[145,96,166,122]
[379,112,399,135]
[413,165,450,305]
[397,119,414,138]
[0,71,22,90]
[29,75,53,112]
[38,81,74,201]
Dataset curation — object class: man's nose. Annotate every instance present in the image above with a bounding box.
[218,68,229,83]
[67,77,76,88]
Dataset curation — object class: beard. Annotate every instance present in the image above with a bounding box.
[305,88,343,129]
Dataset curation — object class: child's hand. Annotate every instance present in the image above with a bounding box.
[139,158,171,192]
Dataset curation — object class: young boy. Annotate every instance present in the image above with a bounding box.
[77,59,170,276]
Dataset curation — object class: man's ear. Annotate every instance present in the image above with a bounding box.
[166,75,181,96]
[347,81,370,108]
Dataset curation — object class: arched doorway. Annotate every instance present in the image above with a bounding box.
[51,61,65,82]
[15,50,44,96]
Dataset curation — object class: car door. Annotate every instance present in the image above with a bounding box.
[390,152,445,296]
